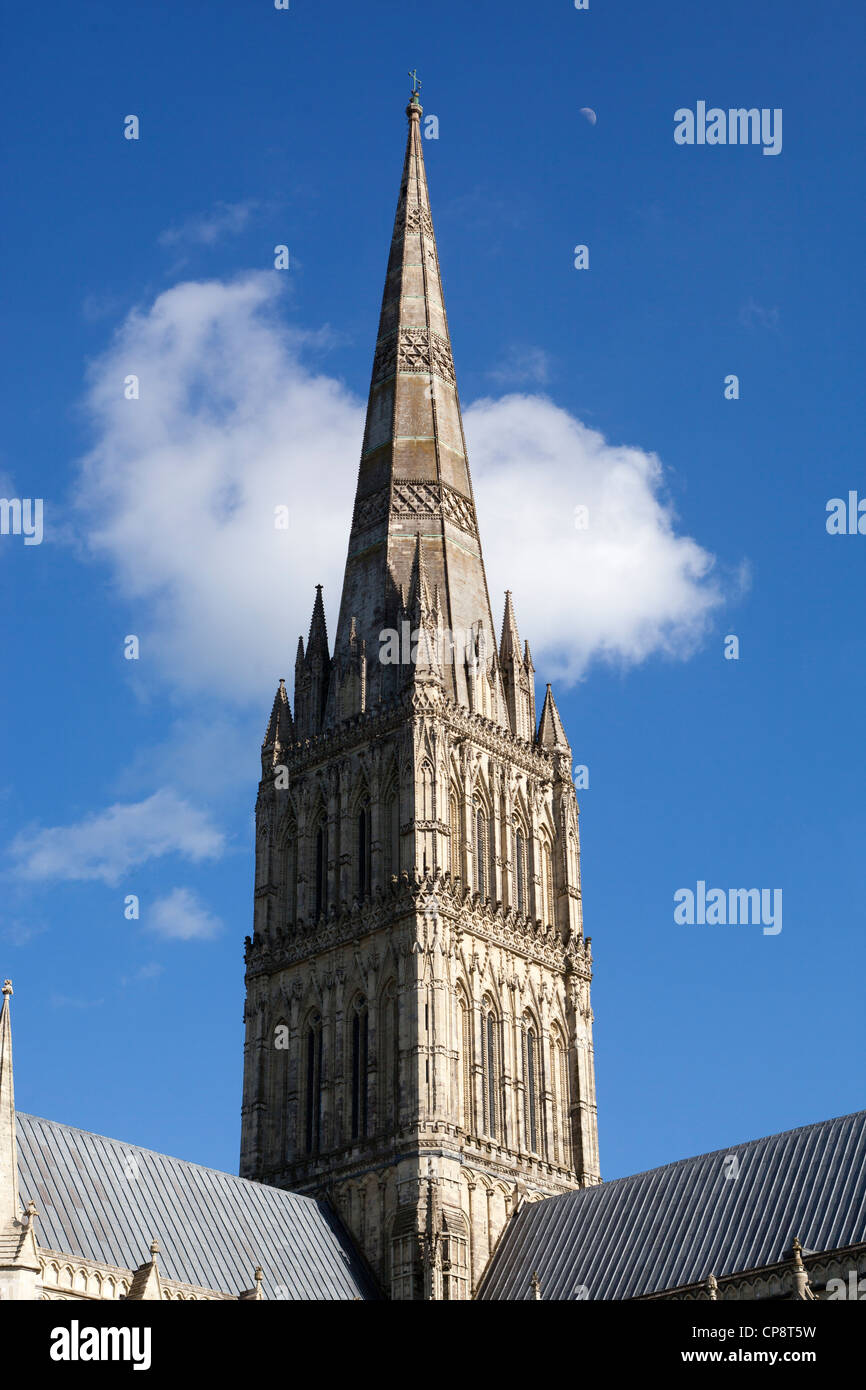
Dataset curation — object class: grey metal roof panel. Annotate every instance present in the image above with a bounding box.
[16,1113,377,1300]
[477,1109,866,1300]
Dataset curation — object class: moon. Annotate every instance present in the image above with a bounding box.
[580,107,597,126]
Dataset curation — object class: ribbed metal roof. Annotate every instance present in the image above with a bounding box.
[16,1113,376,1300]
[478,1110,866,1300]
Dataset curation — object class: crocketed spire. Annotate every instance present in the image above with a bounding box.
[332,89,503,718]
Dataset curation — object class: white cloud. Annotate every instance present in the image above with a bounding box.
[74,273,725,702]
[147,887,222,941]
[8,789,225,885]
[464,394,723,684]
[76,273,359,703]
[158,200,258,248]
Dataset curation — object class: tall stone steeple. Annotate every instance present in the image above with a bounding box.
[241,86,599,1301]
[331,87,505,720]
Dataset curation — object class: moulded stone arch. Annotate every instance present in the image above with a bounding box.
[349,769,372,815]
[520,1008,542,1156]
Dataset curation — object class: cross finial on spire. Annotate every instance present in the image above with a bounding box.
[408,68,422,98]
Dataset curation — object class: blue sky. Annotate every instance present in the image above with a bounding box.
[1,0,864,1182]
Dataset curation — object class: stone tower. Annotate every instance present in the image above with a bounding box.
[240,88,600,1300]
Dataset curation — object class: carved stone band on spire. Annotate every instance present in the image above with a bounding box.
[397,203,434,238]
[372,327,455,386]
[351,478,478,538]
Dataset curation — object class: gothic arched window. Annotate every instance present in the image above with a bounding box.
[314,819,328,920]
[271,1016,290,1165]
[567,831,579,884]
[449,792,461,880]
[482,1000,499,1140]
[281,822,298,929]
[357,801,371,900]
[304,1012,323,1154]
[514,825,527,916]
[383,788,399,880]
[255,820,272,891]
[440,1212,470,1301]
[550,1024,569,1165]
[523,1018,540,1154]
[379,980,399,1128]
[456,988,472,1131]
[350,996,369,1140]
[421,761,434,821]
[474,804,488,898]
[542,839,554,926]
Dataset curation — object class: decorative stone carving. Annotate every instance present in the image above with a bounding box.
[370,327,455,387]
[404,203,434,237]
[352,479,477,539]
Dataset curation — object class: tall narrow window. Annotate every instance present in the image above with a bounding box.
[483,1003,498,1139]
[357,803,371,899]
[382,792,399,880]
[314,822,327,920]
[553,1039,567,1156]
[351,997,369,1139]
[255,823,271,889]
[457,991,472,1130]
[523,1022,539,1153]
[568,831,579,884]
[304,1014,322,1154]
[282,825,298,929]
[449,793,461,879]
[271,1017,290,1165]
[440,1230,469,1301]
[542,841,554,925]
[514,827,526,915]
[380,981,399,1128]
[475,806,487,898]
[421,762,434,821]
[441,1238,451,1301]
[550,1026,569,1165]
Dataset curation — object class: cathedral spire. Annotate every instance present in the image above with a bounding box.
[332,85,504,718]
[244,88,599,1302]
